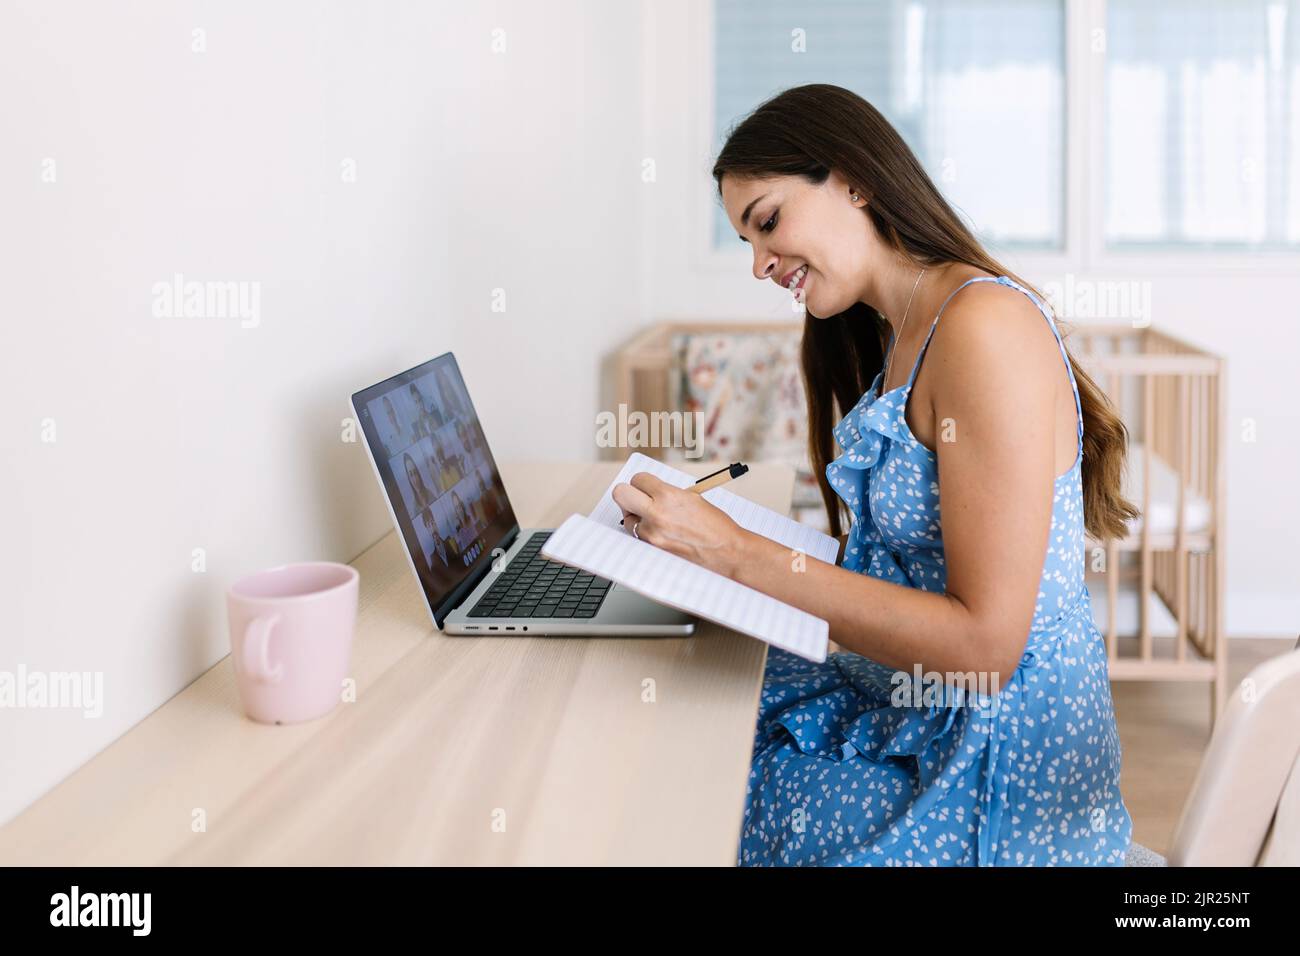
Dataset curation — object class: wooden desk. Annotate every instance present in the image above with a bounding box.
[0,460,794,865]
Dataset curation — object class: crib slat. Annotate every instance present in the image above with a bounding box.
[1196,555,1207,659]
[1175,374,1190,662]
[1189,370,1211,661]
[1202,366,1210,499]
[1196,366,1205,499]
[1199,371,1211,658]
[1212,366,1228,724]
[1139,373,1154,662]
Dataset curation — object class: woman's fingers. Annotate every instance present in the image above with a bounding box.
[628,472,672,496]
[608,471,743,573]
[616,473,679,537]
[612,481,654,523]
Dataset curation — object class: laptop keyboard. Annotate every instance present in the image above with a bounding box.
[467,531,611,619]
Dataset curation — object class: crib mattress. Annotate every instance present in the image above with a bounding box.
[1122,441,1212,536]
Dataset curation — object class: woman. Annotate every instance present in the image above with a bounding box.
[472,472,494,523]
[455,420,476,460]
[425,518,449,569]
[407,383,436,439]
[452,489,478,535]
[450,490,484,565]
[381,396,409,457]
[436,366,465,419]
[402,453,435,519]
[435,440,463,489]
[612,85,1137,866]
[405,456,444,567]
[423,444,446,497]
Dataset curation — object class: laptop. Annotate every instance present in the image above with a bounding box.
[351,353,696,637]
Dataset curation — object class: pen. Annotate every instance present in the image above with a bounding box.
[687,461,749,494]
[620,462,749,524]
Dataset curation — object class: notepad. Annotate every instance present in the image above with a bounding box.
[540,453,836,662]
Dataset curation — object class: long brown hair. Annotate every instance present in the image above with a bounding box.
[712,84,1136,541]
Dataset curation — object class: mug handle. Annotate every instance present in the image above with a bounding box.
[243,615,284,684]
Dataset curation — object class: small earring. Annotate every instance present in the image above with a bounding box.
[850,192,860,202]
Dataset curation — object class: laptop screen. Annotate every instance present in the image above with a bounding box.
[352,353,518,626]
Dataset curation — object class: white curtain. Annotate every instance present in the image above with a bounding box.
[1107,0,1298,247]
[914,0,1065,247]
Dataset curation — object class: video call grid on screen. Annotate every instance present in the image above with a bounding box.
[355,355,517,605]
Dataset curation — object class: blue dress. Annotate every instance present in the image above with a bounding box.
[737,275,1133,866]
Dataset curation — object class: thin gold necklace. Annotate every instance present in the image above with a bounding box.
[881,266,926,396]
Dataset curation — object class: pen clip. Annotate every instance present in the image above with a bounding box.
[695,462,743,484]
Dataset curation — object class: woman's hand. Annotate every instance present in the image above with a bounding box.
[611,472,751,578]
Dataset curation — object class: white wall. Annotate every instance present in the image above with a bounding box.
[0,0,646,824]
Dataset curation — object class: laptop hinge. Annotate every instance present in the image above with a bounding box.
[434,524,522,626]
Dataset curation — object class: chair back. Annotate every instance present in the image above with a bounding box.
[1168,638,1300,866]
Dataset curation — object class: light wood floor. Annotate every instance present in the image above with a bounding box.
[1113,636,1295,855]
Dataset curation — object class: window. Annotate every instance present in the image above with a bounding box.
[712,0,1067,251]
[1105,0,1300,249]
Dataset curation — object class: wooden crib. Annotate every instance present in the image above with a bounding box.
[1071,325,1228,725]
[611,320,1228,725]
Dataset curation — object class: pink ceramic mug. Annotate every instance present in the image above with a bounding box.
[226,561,359,724]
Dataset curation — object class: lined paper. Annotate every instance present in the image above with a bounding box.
[540,453,835,662]
[541,514,829,662]
[589,452,839,565]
